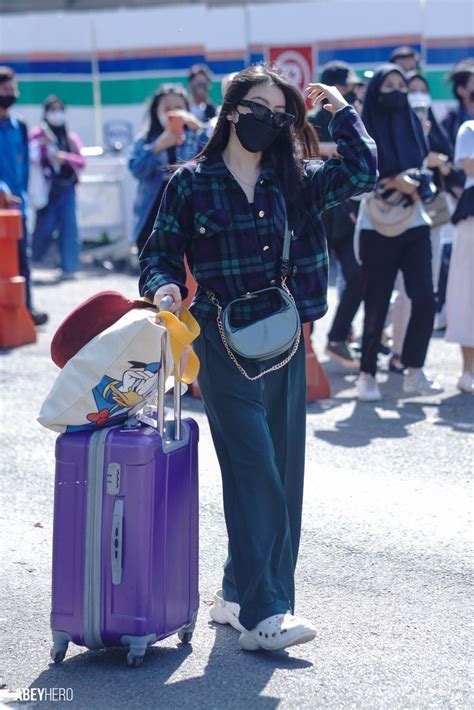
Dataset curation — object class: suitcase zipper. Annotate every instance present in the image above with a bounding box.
[84,428,110,649]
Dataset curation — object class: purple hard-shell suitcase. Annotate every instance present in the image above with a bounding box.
[50,297,199,668]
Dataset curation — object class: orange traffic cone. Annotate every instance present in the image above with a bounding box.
[304,323,330,401]
[0,210,36,348]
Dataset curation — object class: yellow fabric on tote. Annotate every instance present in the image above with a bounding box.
[137,297,201,384]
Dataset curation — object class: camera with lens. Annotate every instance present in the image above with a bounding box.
[405,168,437,204]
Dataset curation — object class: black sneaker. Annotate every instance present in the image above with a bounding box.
[29,309,49,326]
[325,341,360,369]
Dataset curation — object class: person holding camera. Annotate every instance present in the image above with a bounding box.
[388,72,465,371]
[355,64,442,401]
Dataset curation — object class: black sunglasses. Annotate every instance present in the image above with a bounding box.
[237,99,296,129]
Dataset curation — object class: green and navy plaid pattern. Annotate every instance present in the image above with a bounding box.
[139,105,377,324]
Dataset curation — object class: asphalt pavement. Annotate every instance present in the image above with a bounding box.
[0,265,472,709]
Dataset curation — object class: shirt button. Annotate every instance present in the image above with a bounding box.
[259,179,264,185]
[199,226,206,235]
[263,245,269,251]
[258,210,265,218]
[270,279,276,285]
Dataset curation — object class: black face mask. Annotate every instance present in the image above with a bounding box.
[378,90,408,113]
[234,112,281,153]
[0,94,17,109]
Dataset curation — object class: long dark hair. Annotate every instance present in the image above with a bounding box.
[195,64,319,205]
[145,85,190,141]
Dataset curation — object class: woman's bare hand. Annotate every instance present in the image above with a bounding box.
[153,129,182,154]
[153,284,182,313]
[306,83,348,113]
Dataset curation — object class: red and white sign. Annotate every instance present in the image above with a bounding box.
[268,45,315,101]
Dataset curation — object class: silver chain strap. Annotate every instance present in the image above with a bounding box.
[208,280,301,381]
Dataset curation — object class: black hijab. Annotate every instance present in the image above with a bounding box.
[406,72,454,159]
[362,64,428,178]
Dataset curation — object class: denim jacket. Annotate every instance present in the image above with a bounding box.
[129,127,207,243]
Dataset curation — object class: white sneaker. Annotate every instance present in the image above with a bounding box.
[457,372,473,394]
[209,590,245,632]
[403,369,443,395]
[239,612,316,652]
[356,373,381,402]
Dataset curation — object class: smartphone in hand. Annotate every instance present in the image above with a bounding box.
[167,112,185,144]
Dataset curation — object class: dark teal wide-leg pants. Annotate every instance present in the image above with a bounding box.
[193,318,307,631]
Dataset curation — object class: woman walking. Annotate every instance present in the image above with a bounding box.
[139,65,377,652]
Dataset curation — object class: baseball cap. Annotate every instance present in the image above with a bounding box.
[320,61,361,87]
[389,46,420,63]
[51,291,144,368]
[448,57,474,81]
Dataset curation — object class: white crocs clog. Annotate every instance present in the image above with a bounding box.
[209,589,245,632]
[239,612,316,652]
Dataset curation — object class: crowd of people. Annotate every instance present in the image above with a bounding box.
[0,52,472,395]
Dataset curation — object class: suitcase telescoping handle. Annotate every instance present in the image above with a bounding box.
[157,295,181,441]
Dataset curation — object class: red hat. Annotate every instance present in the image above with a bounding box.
[51,291,149,368]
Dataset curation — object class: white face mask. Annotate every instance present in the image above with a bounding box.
[158,112,168,129]
[46,110,66,127]
[408,92,432,110]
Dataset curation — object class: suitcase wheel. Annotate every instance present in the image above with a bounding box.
[178,630,193,644]
[127,652,144,668]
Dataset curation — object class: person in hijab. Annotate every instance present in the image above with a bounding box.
[30,95,85,279]
[355,64,442,401]
[129,85,207,253]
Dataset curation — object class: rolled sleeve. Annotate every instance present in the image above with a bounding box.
[138,167,192,302]
[304,105,378,212]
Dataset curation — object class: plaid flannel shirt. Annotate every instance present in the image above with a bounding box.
[139,105,378,324]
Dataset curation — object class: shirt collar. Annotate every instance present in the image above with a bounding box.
[195,151,278,184]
